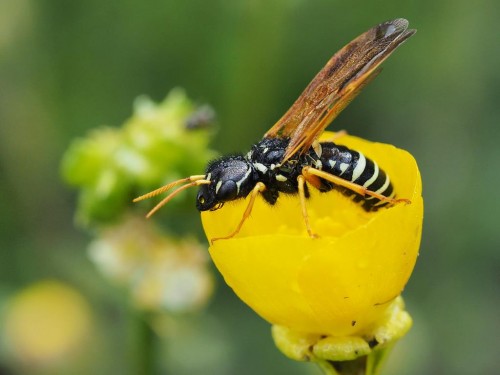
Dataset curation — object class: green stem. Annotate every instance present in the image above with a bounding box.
[316,344,395,375]
[138,314,156,375]
[366,344,395,375]
[316,357,367,375]
[317,360,341,375]
[128,307,157,375]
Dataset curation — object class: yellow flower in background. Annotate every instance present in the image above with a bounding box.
[202,132,423,338]
[1,281,92,366]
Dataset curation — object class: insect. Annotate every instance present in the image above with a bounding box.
[184,104,217,130]
[134,18,416,242]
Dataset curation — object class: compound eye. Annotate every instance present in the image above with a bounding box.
[217,180,237,201]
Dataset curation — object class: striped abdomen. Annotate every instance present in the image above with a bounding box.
[316,142,394,211]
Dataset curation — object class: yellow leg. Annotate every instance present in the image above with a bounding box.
[322,129,348,142]
[211,182,267,244]
[297,175,317,238]
[302,166,411,205]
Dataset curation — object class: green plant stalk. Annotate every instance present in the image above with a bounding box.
[316,345,395,375]
[128,307,157,375]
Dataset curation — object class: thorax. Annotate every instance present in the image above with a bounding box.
[246,138,316,189]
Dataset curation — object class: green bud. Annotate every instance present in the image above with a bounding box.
[61,89,218,227]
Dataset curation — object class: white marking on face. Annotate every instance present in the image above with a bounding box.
[270,164,276,170]
[206,173,212,181]
[363,162,379,188]
[315,159,322,169]
[351,152,366,182]
[235,167,252,195]
[253,162,268,173]
[263,147,269,154]
[275,174,287,182]
[215,180,222,194]
[328,160,336,169]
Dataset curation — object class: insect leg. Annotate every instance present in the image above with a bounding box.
[321,130,348,143]
[302,166,411,205]
[210,182,266,244]
[297,175,317,239]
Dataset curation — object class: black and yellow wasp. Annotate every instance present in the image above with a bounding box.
[134,19,416,242]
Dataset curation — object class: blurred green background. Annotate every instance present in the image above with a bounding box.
[1,0,499,374]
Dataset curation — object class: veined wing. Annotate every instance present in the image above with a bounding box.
[264,18,416,162]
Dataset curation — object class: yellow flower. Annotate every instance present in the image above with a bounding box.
[2,281,92,366]
[201,132,423,337]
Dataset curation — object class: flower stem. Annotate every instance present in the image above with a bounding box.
[128,307,157,374]
[316,344,395,375]
[317,357,367,375]
[366,344,395,375]
[138,314,156,375]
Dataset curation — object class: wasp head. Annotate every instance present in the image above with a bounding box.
[196,156,256,211]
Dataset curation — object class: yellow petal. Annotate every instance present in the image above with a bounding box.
[202,133,423,335]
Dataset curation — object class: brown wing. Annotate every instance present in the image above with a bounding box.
[264,18,416,162]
